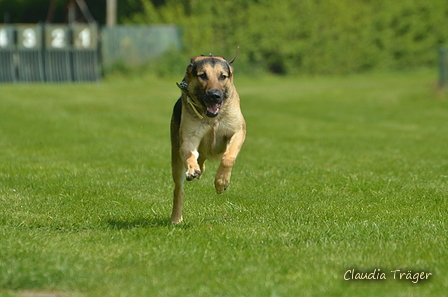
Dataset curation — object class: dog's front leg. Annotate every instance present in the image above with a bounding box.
[215,129,246,194]
[181,137,202,181]
[171,136,201,224]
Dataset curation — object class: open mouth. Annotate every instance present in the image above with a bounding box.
[205,102,223,117]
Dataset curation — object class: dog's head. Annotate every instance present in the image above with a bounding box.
[184,50,238,118]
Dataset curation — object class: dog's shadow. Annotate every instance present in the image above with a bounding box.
[106,217,190,229]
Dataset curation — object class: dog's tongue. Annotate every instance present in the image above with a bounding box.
[206,103,222,115]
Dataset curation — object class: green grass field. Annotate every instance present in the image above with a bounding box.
[0,70,447,296]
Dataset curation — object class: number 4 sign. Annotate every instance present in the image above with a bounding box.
[0,28,9,48]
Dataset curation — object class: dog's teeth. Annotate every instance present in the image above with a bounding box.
[207,104,220,115]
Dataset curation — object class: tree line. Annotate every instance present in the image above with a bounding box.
[2,0,447,75]
[127,0,448,75]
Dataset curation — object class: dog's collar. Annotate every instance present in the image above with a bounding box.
[177,81,204,120]
[186,95,204,120]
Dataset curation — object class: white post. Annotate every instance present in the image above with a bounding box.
[106,0,117,28]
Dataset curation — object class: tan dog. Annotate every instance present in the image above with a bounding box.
[170,50,246,223]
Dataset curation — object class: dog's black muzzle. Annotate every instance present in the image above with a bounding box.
[204,89,224,117]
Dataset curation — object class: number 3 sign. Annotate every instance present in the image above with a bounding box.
[16,25,42,50]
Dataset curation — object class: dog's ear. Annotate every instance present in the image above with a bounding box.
[185,58,195,75]
[228,46,240,64]
[184,57,198,84]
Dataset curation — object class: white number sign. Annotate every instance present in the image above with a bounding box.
[51,28,66,48]
[77,28,91,48]
[0,29,8,48]
[23,28,37,48]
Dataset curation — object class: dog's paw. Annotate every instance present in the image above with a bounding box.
[186,169,202,181]
[214,177,229,194]
[171,215,183,224]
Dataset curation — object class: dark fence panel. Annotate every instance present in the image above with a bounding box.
[101,25,182,68]
[16,24,45,82]
[0,25,16,82]
[45,25,72,82]
[72,24,100,82]
[0,24,179,83]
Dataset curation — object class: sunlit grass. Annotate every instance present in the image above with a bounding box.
[0,70,447,296]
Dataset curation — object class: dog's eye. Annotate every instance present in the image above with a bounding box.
[198,73,207,80]
[220,74,228,80]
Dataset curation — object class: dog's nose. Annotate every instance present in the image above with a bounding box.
[207,90,223,102]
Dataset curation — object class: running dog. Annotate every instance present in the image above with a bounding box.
[170,49,246,223]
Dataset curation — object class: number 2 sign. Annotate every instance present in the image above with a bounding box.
[45,25,68,49]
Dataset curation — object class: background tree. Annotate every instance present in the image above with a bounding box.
[1,0,447,75]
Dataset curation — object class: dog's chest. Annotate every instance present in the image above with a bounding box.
[198,121,229,159]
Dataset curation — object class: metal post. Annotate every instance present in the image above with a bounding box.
[106,0,117,28]
[439,47,447,88]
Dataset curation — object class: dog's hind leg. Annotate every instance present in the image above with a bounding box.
[170,98,184,223]
[171,155,185,223]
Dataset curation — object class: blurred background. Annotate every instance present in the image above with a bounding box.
[1,0,447,80]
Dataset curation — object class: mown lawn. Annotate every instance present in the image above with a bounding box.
[0,70,447,296]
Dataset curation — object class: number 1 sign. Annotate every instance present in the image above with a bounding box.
[73,24,98,50]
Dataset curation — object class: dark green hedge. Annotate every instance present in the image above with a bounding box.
[128,0,448,75]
